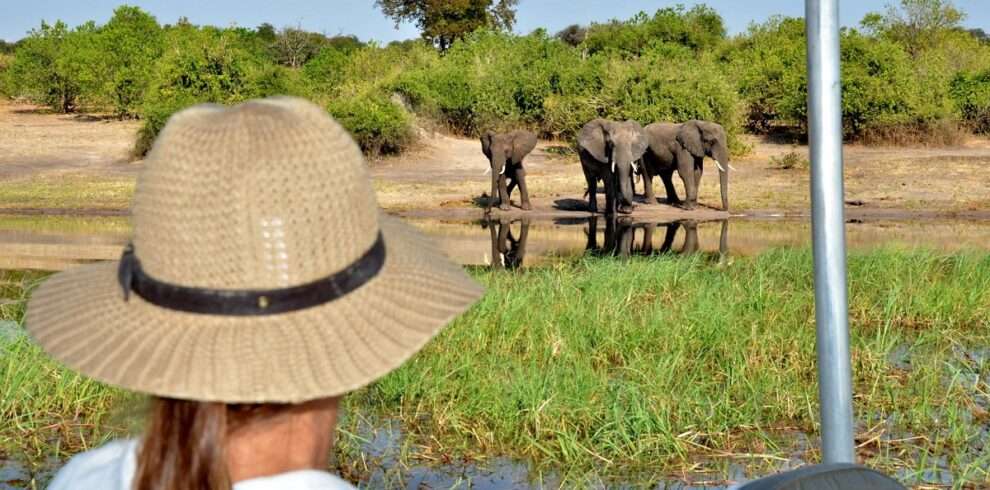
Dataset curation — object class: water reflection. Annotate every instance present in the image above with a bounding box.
[484,217,530,270]
[584,217,729,262]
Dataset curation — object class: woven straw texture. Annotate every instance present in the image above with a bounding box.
[25,97,484,403]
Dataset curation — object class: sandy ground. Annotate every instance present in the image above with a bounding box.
[2,100,990,219]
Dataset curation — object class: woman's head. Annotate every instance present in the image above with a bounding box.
[25,97,484,488]
[134,397,341,490]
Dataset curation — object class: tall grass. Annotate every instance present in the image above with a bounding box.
[2,249,988,486]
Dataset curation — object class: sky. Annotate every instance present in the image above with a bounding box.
[1,0,988,43]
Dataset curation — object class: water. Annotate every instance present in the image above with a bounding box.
[2,213,988,488]
[3,213,990,271]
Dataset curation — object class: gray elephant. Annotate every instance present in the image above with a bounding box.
[481,130,538,211]
[578,119,648,215]
[639,120,731,211]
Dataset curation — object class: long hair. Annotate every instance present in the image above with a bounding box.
[133,398,288,490]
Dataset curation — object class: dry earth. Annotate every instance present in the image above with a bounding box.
[2,100,990,219]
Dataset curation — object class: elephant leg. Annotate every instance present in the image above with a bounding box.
[603,171,617,216]
[659,222,679,253]
[488,220,500,268]
[642,162,657,204]
[677,150,698,209]
[659,168,681,205]
[641,223,655,254]
[583,165,599,213]
[489,171,499,211]
[586,216,599,251]
[694,157,704,207]
[681,221,699,254]
[497,174,511,211]
[514,165,532,210]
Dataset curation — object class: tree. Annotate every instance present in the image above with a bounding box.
[256,22,276,43]
[95,6,163,116]
[272,26,326,68]
[375,0,518,51]
[861,0,966,56]
[555,24,587,47]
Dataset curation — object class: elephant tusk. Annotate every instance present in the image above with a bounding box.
[729,164,738,171]
[500,253,506,267]
[484,167,492,175]
[715,161,726,172]
[499,166,506,175]
[611,161,616,174]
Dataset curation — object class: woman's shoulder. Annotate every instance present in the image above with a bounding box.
[234,469,357,490]
[46,438,139,490]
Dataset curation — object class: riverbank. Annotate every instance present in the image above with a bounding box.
[3,249,988,488]
[3,100,990,219]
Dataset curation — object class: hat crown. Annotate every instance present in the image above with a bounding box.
[132,97,379,290]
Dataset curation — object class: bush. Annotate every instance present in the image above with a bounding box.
[950,69,990,133]
[4,21,84,112]
[328,93,413,155]
[582,5,725,56]
[769,150,809,169]
[133,26,267,155]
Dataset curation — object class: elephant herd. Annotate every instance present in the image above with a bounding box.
[481,119,733,215]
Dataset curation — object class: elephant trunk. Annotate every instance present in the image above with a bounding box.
[616,159,634,212]
[713,144,730,211]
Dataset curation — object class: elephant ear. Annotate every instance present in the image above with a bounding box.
[511,130,538,163]
[480,131,494,160]
[676,120,704,158]
[578,119,609,162]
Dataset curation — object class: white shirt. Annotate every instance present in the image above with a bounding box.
[47,439,356,490]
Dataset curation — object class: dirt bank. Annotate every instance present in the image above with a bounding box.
[3,100,989,219]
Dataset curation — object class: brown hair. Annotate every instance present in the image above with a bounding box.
[133,397,289,490]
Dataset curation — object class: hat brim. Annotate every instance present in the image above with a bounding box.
[25,215,484,403]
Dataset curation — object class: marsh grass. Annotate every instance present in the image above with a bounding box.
[0,176,134,211]
[2,249,989,487]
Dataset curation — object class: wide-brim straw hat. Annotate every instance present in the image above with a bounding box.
[25,97,484,403]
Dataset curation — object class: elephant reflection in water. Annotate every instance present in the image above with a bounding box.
[585,217,729,261]
[484,217,531,270]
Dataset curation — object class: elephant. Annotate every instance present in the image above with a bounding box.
[638,120,731,211]
[585,217,729,260]
[481,130,538,211]
[484,217,530,269]
[577,118,649,216]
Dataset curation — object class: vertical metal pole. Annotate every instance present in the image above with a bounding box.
[806,0,856,464]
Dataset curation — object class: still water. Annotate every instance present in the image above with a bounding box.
[3,214,990,271]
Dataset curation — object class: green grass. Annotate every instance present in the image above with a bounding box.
[0,176,134,211]
[2,249,989,487]
[0,214,131,235]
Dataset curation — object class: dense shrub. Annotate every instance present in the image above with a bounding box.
[582,5,726,56]
[4,21,84,112]
[4,3,989,156]
[328,93,413,155]
[950,69,990,133]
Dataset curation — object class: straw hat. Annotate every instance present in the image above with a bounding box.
[25,97,484,403]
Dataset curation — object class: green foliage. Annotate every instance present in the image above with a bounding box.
[375,0,518,51]
[4,21,84,112]
[728,17,808,133]
[951,69,990,133]
[5,2,989,158]
[328,93,413,155]
[582,5,726,56]
[862,0,966,57]
[394,29,741,143]
[93,6,163,117]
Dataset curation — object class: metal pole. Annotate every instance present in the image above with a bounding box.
[806,0,856,464]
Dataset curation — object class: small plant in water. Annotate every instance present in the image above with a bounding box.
[769,150,809,170]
